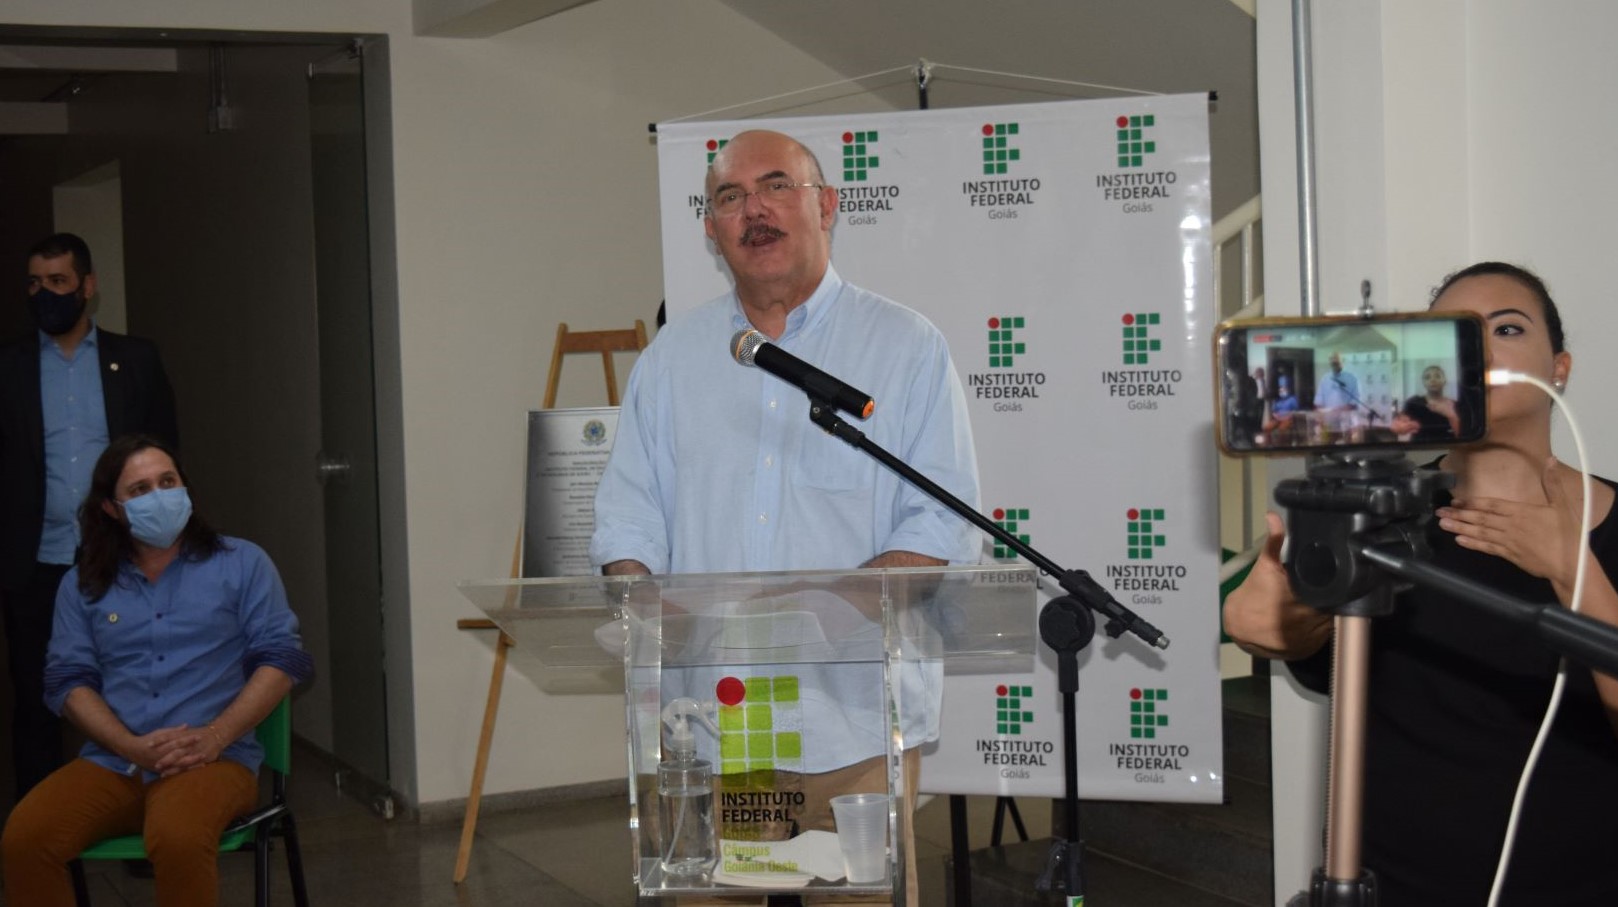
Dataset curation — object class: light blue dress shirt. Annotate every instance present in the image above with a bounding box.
[592,267,980,772]
[1315,369,1360,410]
[44,537,313,780]
[39,324,109,564]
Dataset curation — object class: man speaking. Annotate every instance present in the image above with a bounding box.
[591,129,979,901]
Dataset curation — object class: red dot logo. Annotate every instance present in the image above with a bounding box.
[988,317,1000,329]
[996,684,1008,696]
[1116,116,1129,129]
[843,132,854,144]
[1122,313,1135,325]
[716,676,745,706]
[993,508,1006,520]
[1130,688,1143,700]
[1127,508,1140,520]
[706,139,719,151]
[982,124,995,136]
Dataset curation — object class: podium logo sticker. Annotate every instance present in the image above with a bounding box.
[982,122,1021,175]
[992,507,1030,560]
[1127,508,1165,560]
[842,130,880,181]
[715,675,802,774]
[1122,313,1161,365]
[1116,114,1156,168]
[996,683,1034,735]
[1130,687,1168,739]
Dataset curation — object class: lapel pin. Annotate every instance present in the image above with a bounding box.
[109,362,120,372]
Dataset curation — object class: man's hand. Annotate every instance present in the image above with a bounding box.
[603,559,652,576]
[1222,512,1332,661]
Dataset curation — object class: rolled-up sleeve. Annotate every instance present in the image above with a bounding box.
[233,541,314,684]
[43,570,103,714]
[882,330,981,565]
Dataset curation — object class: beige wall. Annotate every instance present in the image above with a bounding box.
[0,0,857,806]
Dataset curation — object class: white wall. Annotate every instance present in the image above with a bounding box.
[1257,0,1618,901]
[0,0,861,807]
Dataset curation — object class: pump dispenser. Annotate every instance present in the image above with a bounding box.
[657,698,718,879]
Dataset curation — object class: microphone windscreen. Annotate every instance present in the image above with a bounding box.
[731,329,765,366]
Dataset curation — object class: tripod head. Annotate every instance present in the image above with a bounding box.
[1274,451,1453,616]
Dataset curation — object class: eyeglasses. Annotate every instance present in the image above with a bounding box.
[707,180,825,217]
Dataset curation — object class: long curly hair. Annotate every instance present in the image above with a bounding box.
[77,434,222,601]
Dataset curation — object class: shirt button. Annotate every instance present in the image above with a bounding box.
[768,399,777,409]
[758,513,768,524]
[157,655,165,662]
[764,456,773,467]
[155,613,162,619]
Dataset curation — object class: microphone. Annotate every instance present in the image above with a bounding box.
[730,329,875,420]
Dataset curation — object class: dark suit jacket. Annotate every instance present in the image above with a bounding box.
[0,329,178,590]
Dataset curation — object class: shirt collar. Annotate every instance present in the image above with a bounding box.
[728,265,844,343]
[38,320,98,353]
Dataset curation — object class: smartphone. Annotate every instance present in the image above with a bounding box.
[1214,312,1487,455]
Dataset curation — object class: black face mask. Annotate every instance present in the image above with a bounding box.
[27,286,86,336]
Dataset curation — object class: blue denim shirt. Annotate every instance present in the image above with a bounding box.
[44,537,313,780]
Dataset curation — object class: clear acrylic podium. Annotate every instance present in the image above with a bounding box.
[459,565,1037,900]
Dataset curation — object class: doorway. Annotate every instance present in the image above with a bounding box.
[0,27,400,804]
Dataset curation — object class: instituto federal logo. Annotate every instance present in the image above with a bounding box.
[1126,507,1165,560]
[981,122,1021,174]
[1129,687,1168,739]
[991,507,1029,560]
[841,130,879,181]
[704,137,729,164]
[1121,313,1161,365]
[1116,114,1156,168]
[714,675,802,775]
[995,683,1034,734]
[1095,113,1176,210]
[987,316,1025,368]
[967,316,1044,411]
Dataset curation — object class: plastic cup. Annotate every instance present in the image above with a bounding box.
[830,792,889,884]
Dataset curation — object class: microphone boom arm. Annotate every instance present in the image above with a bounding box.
[807,398,1169,650]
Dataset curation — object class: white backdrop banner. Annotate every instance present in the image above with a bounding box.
[655,94,1221,803]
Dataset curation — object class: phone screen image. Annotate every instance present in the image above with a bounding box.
[1216,314,1487,455]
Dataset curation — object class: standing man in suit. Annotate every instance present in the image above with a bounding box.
[0,232,178,800]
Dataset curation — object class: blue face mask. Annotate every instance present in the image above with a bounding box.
[121,487,193,549]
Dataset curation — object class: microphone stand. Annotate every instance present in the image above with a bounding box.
[805,396,1170,905]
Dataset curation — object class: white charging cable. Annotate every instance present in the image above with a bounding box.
[1482,368,1593,907]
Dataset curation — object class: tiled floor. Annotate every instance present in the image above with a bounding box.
[0,744,1067,906]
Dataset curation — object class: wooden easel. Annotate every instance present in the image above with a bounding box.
[453,320,649,884]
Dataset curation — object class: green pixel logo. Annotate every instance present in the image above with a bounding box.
[987,316,1026,368]
[1130,687,1168,739]
[704,138,729,164]
[1127,508,1165,560]
[996,683,1034,735]
[992,507,1029,560]
[1121,313,1161,364]
[715,675,802,774]
[1116,114,1156,168]
[981,122,1021,175]
[842,130,880,181]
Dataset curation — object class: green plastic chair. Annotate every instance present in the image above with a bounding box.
[69,696,310,906]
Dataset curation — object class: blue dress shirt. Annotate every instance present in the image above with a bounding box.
[1315,369,1360,409]
[592,267,980,772]
[38,324,109,564]
[43,537,313,780]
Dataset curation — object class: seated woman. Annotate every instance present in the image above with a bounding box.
[0,434,312,907]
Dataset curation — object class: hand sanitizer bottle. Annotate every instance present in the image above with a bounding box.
[658,698,718,880]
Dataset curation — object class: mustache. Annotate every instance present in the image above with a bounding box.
[739,224,786,245]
